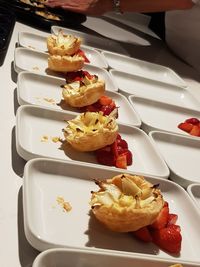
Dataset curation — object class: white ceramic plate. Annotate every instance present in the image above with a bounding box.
[149,130,200,188]
[109,69,200,110]
[14,47,108,74]
[24,158,200,263]
[129,96,200,136]
[187,184,200,211]
[18,31,102,55]
[16,105,169,178]
[103,52,187,88]
[14,48,117,91]
[51,26,129,55]
[32,248,200,267]
[17,71,141,127]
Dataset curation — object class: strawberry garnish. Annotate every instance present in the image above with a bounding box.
[178,117,200,137]
[178,122,193,133]
[167,214,178,226]
[76,49,90,63]
[133,226,152,242]
[95,134,133,169]
[150,202,169,229]
[151,224,182,254]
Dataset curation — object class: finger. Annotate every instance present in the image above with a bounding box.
[61,5,88,14]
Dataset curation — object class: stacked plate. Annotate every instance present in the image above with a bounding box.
[14,26,200,266]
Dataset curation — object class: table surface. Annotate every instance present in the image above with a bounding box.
[0,13,200,267]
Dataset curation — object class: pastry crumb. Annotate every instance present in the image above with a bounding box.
[56,196,72,212]
[51,136,60,143]
[33,66,39,71]
[41,135,49,142]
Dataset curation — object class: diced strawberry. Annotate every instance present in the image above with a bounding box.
[164,201,169,207]
[101,105,115,116]
[115,154,127,169]
[168,214,178,225]
[111,140,118,158]
[133,226,152,242]
[95,150,115,166]
[76,49,90,63]
[150,205,169,229]
[117,138,128,149]
[99,95,113,106]
[121,150,133,165]
[185,117,200,125]
[178,122,193,133]
[151,225,182,254]
[190,125,200,136]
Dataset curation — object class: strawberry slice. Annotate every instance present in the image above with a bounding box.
[178,122,193,133]
[76,49,90,63]
[150,203,169,229]
[190,125,200,136]
[95,150,115,166]
[133,226,152,242]
[151,225,182,254]
[115,154,127,169]
[99,95,113,106]
[167,214,178,225]
[185,117,199,125]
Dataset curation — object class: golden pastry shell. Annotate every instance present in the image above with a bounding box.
[90,174,164,232]
[48,54,84,72]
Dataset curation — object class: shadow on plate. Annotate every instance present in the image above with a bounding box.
[17,186,40,267]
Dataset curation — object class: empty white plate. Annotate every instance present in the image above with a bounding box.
[24,158,200,263]
[103,51,187,88]
[14,47,108,74]
[32,248,200,267]
[17,71,141,127]
[16,105,169,178]
[149,130,200,188]
[187,184,200,211]
[109,69,200,110]
[51,26,129,55]
[129,96,200,136]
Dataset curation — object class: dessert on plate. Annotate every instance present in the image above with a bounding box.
[63,111,118,152]
[47,31,87,72]
[62,70,105,107]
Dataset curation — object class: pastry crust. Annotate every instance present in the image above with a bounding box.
[63,111,118,152]
[62,77,105,108]
[90,174,164,232]
[47,32,81,56]
[48,54,84,72]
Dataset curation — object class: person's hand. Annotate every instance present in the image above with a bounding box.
[45,0,113,15]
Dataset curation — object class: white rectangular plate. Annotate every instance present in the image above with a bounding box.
[109,69,200,110]
[14,46,108,73]
[17,71,141,127]
[103,52,187,88]
[24,158,200,263]
[16,105,169,178]
[129,96,200,136]
[32,248,200,267]
[14,48,117,92]
[187,184,200,211]
[51,26,129,55]
[18,31,106,56]
[149,131,200,188]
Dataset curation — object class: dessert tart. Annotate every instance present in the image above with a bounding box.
[47,31,82,56]
[62,71,105,107]
[90,174,164,232]
[48,54,84,72]
[63,111,118,152]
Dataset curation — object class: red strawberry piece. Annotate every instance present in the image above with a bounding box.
[168,214,178,225]
[121,150,133,165]
[164,201,169,207]
[117,138,128,149]
[115,154,127,169]
[100,105,114,116]
[99,95,113,106]
[178,122,193,133]
[185,117,200,125]
[76,49,90,63]
[190,125,200,136]
[133,226,152,242]
[95,150,115,166]
[150,205,169,229]
[151,225,182,254]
